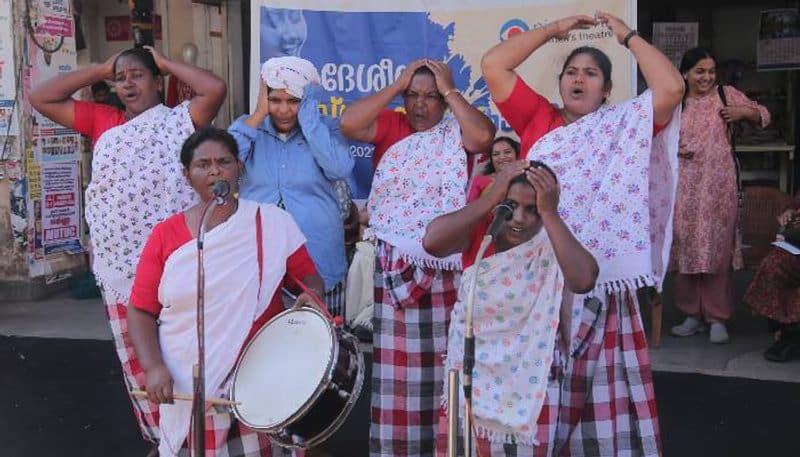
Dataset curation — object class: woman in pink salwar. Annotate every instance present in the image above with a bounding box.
[670,48,770,343]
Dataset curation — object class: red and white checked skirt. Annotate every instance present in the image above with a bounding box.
[556,291,661,457]
[370,240,460,457]
[434,347,564,457]
[105,299,299,456]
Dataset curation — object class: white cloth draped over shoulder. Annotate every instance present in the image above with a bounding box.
[365,115,467,270]
[527,90,681,295]
[445,231,564,446]
[85,102,197,304]
[156,200,305,457]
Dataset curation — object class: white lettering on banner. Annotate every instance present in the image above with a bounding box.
[321,59,405,93]
[350,144,375,158]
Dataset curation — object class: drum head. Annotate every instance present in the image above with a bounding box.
[232,308,334,429]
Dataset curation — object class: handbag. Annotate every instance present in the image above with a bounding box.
[718,85,745,245]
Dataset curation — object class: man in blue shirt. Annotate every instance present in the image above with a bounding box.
[229,57,354,302]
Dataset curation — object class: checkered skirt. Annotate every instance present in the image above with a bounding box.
[434,348,563,457]
[106,299,299,456]
[556,291,661,457]
[371,240,460,457]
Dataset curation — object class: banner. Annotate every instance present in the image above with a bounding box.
[251,0,636,199]
[41,161,82,256]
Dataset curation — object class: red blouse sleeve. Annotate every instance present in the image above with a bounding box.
[72,100,98,138]
[372,109,411,168]
[286,245,318,280]
[129,225,169,316]
[494,77,549,137]
[467,175,494,203]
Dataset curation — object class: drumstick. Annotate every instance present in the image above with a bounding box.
[130,390,240,406]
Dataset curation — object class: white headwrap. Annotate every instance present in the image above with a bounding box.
[260,56,320,98]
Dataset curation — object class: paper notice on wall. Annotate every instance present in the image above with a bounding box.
[758,8,800,71]
[40,161,82,255]
[653,22,698,68]
[34,133,80,162]
[0,0,15,100]
[0,99,18,135]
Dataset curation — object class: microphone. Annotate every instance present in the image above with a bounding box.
[212,180,230,203]
[486,201,514,239]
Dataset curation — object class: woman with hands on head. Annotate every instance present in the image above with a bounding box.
[228,56,354,311]
[424,159,597,456]
[31,46,226,448]
[482,12,684,457]
[340,59,495,457]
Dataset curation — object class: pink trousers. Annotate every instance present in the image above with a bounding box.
[675,271,734,323]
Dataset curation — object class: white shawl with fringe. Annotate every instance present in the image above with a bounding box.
[365,114,467,270]
[526,90,680,295]
[85,102,196,304]
[444,231,564,446]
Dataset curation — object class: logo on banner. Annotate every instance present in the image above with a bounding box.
[500,19,529,41]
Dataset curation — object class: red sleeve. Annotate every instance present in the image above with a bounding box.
[494,77,549,138]
[286,245,318,280]
[467,175,494,203]
[130,214,192,315]
[130,226,168,315]
[246,244,319,345]
[372,109,412,168]
[73,100,126,145]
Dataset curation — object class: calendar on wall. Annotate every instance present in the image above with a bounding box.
[652,22,698,68]
[758,8,800,71]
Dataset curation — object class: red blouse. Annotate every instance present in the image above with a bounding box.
[73,100,127,146]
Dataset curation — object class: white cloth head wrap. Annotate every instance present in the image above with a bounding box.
[260,56,320,98]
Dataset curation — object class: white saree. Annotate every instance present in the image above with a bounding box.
[155,200,305,456]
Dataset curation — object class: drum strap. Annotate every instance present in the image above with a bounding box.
[256,207,264,298]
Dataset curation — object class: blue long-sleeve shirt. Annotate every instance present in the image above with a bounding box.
[228,92,354,290]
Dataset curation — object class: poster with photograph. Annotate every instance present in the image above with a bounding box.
[653,22,698,68]
[758,8,800,71]
[40,161,82,255]
[251,0,636,198]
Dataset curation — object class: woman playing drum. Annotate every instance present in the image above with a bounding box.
[127,128,323,457]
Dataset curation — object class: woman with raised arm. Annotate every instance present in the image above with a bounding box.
[340,59,495,457]
[29,46,226,449]
[482,12,684,456]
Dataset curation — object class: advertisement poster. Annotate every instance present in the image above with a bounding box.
[250,0,635,199]
[40,161,82,256]
[652,22,698,68]
[34,133,80,162]
[0,98,17,135]
[758,8,800,71]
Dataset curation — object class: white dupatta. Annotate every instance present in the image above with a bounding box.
[156,200,305,456]
[444,231,564,446]
[365,115,467,270]
[85,102,197,304]
[527,90,681,294]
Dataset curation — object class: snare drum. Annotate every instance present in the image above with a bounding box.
[230,307,364,449]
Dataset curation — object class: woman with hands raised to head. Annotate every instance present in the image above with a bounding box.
[482,12,684,456]
[340,59,495,457]
[30,46,226,449]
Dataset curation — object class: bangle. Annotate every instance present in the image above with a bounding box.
[622,29,639,48]
[442,88,459,99]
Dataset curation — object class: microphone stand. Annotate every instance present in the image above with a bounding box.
[191,190,227,457]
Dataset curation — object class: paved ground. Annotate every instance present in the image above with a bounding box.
[1,270,799,456]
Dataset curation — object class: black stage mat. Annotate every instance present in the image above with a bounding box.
[2,335,798,457]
